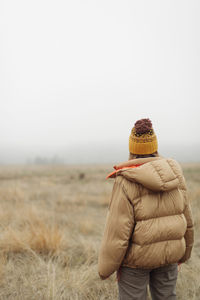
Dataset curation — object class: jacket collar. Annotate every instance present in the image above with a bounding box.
[114,156,162,170]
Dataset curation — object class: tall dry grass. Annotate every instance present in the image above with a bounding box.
[0,163,199,299]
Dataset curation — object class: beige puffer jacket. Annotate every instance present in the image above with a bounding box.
[98,157,194,279]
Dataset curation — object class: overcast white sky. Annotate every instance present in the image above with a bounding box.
[0,0,200,163]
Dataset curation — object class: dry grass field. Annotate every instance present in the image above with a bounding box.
[0,163,199,300]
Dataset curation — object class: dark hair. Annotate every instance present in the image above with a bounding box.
[129,151,159,160]
[135,153,156,158]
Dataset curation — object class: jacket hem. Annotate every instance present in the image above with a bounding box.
[122,261,179,270]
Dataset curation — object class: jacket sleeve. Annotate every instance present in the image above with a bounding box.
[98,176,134,279]
[179,192,194,263]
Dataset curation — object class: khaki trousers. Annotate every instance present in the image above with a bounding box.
[118,263,178,300]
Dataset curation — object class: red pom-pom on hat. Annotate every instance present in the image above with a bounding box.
[134,118,152,134]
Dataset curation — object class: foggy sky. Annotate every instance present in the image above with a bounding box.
[0,1,200,163]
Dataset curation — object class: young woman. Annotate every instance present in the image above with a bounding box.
[98,118,194,300]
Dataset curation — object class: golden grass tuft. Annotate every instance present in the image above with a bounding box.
[0,209,64,256]
[0,224,63,255]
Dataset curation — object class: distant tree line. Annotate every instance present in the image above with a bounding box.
[27,155,64,165]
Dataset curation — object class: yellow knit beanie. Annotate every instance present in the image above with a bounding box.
[129,118,158,155]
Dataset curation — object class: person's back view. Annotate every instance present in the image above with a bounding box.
[98,118,194,300]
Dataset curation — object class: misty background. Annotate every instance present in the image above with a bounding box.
[0,0,200,164]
